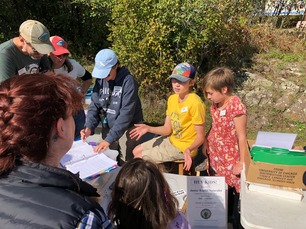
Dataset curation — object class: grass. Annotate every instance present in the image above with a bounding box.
[263,51,306,62]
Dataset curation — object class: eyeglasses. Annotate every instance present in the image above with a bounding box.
[24,40,38,53]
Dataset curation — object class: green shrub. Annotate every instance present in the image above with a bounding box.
[107,0,254,97]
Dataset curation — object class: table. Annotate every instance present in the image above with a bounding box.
[240,168,306,229]
[89,168,121,211]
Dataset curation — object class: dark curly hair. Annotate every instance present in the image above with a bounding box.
[0,73,83,174]
[108,158,178,229]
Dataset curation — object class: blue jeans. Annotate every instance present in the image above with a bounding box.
[74,109,85,140]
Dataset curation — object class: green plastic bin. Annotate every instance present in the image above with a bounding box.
[250,146,306,166]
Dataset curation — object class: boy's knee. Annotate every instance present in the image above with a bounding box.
[132,145,143,158]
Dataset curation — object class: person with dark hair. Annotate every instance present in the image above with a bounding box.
[108,158,190,229]
[0,73,112,229]
[81,48,144,165]
[0,19,54,82]
[49,35,92,96]
[49,35,93,140]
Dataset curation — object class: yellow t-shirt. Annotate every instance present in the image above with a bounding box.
[166,93,206,157]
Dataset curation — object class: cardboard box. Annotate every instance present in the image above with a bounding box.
[245,147,306,189]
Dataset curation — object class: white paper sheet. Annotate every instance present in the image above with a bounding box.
[255,131,297,149]
[65,153,117,179]
[60,141,97,166]
[163,173,187,211]
[60,141,118,179]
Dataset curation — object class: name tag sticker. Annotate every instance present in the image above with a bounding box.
[181,107,188,113]
[220,110,226,116]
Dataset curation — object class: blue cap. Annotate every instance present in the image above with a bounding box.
[92,49,118,79]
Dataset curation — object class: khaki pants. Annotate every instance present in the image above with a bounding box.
[141,136,184,163]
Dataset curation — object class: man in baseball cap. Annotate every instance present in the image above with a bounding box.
[19,20,54,55]
[0,19,54,82]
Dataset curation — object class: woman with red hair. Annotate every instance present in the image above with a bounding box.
[0,73,111,229]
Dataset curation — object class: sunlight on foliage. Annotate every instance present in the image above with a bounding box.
[107,0,253,97]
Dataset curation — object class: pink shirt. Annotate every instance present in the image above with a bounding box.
[207,96,246,192]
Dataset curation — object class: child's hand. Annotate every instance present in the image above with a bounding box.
[80,128,91,141]
[201,143,208,158]
[129,124,149,141]
[94,140,110,153]
[233,161,243,175]
[206,160,216,176]
[183,148,192,171]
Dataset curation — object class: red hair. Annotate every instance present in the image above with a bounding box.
[0,73,83,174]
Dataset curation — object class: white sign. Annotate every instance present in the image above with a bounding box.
[187,176,227,229]
[163,173,187,211]
[255,131,297,149]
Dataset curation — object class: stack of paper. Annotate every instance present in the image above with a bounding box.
[61,141,118,180]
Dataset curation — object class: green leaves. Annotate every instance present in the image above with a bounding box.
[107,0,253,96]
[0,0,253,98]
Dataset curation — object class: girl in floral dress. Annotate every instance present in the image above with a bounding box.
[202,67,249,229]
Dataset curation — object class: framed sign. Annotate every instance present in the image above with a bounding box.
[187,176,227,229]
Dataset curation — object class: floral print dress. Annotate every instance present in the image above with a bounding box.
[207,96,246,192]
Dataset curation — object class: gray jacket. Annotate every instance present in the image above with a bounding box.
[86,67,143,144]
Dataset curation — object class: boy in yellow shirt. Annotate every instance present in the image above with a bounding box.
[130,63,206,171]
